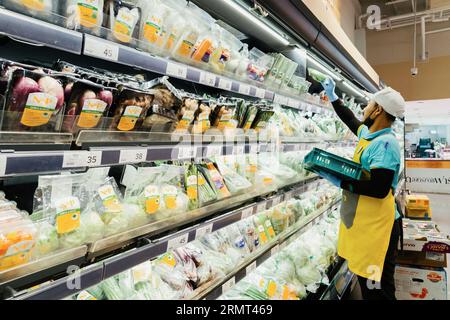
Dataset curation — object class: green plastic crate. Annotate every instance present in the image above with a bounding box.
[304,148,363,181]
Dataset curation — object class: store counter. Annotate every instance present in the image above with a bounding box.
[406,159,450,194]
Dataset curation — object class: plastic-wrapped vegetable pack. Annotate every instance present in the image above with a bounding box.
[65,0,105,36]
[124,165,189,222]
[105,0,141,45]
[3,0,58,22]
[214,159,252,195]
[2,68,67,132]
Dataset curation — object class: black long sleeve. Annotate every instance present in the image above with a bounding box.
[332,99,363,136]
[341,168,395,199]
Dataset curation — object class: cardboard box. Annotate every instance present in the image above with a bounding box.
[405,194,430,210]
[401,219,450,253]
[396,251,447,268]
[405,207,432,220]
[395,265,447,300]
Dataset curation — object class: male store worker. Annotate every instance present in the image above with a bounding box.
[320,78,405,300]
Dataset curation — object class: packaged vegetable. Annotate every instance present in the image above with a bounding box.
[106,0,141,45]
[33,219,59,258]
[190,99,211,134]
[215,159,252,194]
[108,86,152,131]
[2,69,67,132]
[184,164,198,211]
[198,162,231,200]
[308,68,327,83]
[0,219,37,271]
[65,0,104,35]
[210,101,239,131]
[175,98,199,132]
[137,0,170,55]
[195,167,217,206]
[3,0,58,22]
[251,105,275,132]
[158,0,188,57]
[236,218,259,253]
[62,79,115,134]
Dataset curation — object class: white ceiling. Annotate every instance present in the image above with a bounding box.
[406,99,450,125]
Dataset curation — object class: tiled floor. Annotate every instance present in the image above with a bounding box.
[422,193,450,300]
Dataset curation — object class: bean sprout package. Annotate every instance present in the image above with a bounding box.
[3,0,58,22]
[65,0,105,36]
[253,212,276,246]
[124,165,189,220]
[105,0,141,45]
[200,231,242,268]
[2,68,69,132]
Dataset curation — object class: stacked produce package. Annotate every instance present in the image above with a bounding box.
[219,208,340,300]
[69,183,341,300]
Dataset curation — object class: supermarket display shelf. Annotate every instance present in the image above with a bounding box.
[7,177,321,300]
[0,246,87,298]
[0,8,332,115]
[194,199,342,300]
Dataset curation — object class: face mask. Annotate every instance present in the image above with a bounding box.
[363,109,377,128]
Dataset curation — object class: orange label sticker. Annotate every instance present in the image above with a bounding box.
[55,197,81,234]
[78,0,99,28]
[77,99,107,128]
[117,105,142,131]
[22,0,45,11]
[20,93,57,127]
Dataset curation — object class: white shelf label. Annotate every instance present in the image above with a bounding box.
[86,151,102,167]
[234,145,245,155]
[0,155,7,177]
[249,143,258,154]
[167,233,189,252]
[199,72,216,87]
[206,145,222,158]
[273,94,282,104]
[271,245,280,256]
[195,224,213,240]
[246,261,257,275]
[119,149,147,164]
[63,151,89,168]
[257,202,267,213]
[166,62,187,79]
[218,78,232,91]
[241,207,254,220]
[239,84,250,95]
[222,277,236,293]
[255,88,266,99]
[84,36,119,62]
[178,147,195,159]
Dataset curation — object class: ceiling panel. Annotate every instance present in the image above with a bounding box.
[359,0,429,18]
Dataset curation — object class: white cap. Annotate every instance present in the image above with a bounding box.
[368,87,406,119]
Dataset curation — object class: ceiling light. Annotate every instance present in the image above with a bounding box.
[222,0,290,47]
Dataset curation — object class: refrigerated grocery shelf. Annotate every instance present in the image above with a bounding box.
[0,8,333,115]
[6,177,323,300]
[195,199,342,300]
[0,246,87,298]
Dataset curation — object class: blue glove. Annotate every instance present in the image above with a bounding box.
[318,170,342,188]
[321,77,339,102]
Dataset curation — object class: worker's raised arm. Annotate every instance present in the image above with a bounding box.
[321,78,362,136]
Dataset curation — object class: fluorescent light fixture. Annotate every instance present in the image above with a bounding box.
[306,54,341,81]
[342,81,365,98]
[222,0,290,47]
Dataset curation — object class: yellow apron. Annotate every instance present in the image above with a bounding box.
[338,136,395,282]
